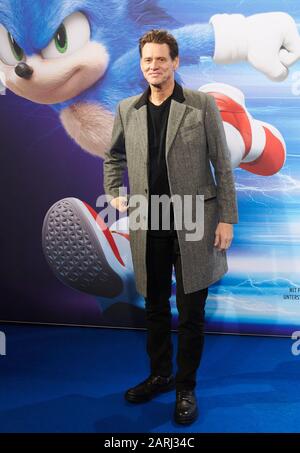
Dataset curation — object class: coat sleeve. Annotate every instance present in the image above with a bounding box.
[204,94,239,224]
[103,102,127,200]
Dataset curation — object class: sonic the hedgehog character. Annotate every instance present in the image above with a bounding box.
[1,1,299,300]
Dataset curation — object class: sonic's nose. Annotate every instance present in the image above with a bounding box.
[15,62,34,80]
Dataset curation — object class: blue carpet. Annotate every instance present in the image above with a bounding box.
[0,323,299,433]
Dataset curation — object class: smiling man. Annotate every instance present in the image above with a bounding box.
[104,29,238,425]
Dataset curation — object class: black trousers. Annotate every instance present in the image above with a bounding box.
[145,232,208,391]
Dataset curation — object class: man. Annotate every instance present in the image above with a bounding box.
[103,29,238,425]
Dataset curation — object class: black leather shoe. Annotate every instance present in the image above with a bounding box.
[174,390,198,425]
[125,374,175,403]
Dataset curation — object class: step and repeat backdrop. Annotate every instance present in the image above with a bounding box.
[1,0,300,335]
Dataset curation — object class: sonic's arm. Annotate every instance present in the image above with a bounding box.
[105,11,300,102]
[174,12,300,82]
[172,24,215,64]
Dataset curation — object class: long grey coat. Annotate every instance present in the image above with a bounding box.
[103,85,238,297]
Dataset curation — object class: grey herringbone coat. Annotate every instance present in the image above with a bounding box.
[103,85,238,297]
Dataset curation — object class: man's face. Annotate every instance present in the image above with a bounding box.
[140,42,179,88]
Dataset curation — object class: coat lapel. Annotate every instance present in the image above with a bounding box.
[134,105,148,163]
[133,82,187,161]
[166,100,187,158]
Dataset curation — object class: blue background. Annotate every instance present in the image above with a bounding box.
[1,0,300,335]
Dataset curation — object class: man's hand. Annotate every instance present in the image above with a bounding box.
[214,222,233,251]
[110,196,128,213]
[210,12,300,81]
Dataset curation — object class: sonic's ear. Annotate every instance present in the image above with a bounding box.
[127,0,179,27]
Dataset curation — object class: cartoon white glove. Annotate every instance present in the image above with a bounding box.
[210,12,300,81]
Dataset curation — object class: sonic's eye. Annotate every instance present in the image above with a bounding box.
[41,11,90,59]
[55,24,68,54]
[0,24,25,65]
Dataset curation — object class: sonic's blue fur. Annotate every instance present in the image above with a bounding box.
[0,0,215,112]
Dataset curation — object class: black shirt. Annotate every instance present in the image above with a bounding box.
[147,95,175,236]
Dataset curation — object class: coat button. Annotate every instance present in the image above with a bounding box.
[145,188,148,194]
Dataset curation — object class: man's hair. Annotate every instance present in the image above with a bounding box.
[139,29,179,60]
